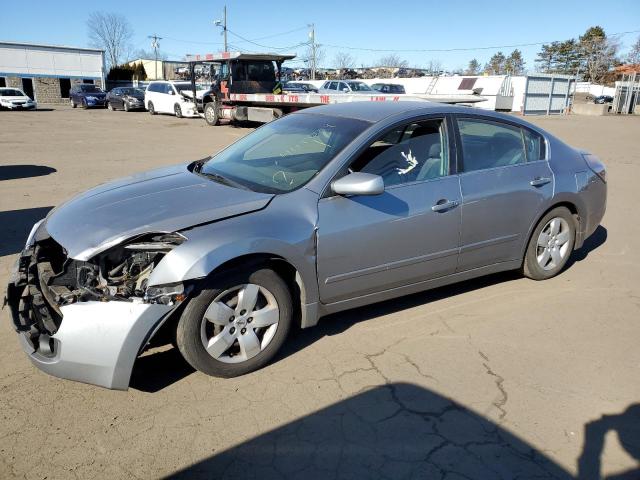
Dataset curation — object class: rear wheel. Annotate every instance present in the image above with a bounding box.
[176,268,292,378]
[523,207,575,280]
[174,103,182,118]
[204,100,219,126]
[148,101,156,115]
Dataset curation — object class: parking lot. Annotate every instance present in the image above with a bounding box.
[1,106,639,479]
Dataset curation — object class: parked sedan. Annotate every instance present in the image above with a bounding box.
[319,80,376,94]
[283,81,319,93]
[371,83,406,94]
[69,84,107,108]
[7,102,606,389]
[0,87,37,110]
[106,87,145,111]
[594,95,614,104]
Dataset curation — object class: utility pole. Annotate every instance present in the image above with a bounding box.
[215,5,228,53]
[309,23,316,80]
[148,34,162,80]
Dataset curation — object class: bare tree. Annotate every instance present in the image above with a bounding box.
[426,59,443,75]
[300,44,325,76]
[377,54,408,68]
[333,51,356,70]
[131,49,168,62]
[579,26,620,83]
[87,12,133,67]
[627,36,640,64]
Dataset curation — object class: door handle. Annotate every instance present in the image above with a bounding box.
[530,177,551,187]
[431,199,459,212]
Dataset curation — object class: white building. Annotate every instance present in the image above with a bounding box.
[0,41,105,103]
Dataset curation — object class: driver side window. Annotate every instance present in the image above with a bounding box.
[350,119,449,187]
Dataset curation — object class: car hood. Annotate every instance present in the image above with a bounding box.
[1,96,31,101]
[82,92,106,98]
[44,163,274,260]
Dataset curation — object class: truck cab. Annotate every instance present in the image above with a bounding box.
[190,52,295,125]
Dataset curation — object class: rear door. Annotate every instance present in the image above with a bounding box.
[454,115,553,271]
[316,116,461,303]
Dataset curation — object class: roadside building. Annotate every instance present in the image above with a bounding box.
[0,41,105,104]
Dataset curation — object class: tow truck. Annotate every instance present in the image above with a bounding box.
[188,52,485,126]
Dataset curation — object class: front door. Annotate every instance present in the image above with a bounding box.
[454,116,554,271]
[317,117,461,304]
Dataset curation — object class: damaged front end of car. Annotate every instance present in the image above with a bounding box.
[6,222,191,390]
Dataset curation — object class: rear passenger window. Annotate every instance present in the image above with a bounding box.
[458,119,526,172]
[523,129,545,161]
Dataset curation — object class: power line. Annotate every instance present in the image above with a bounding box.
[227,29,307,51]
[322,29,640,53]
[159,26,308,47]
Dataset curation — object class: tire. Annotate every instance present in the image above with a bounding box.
[124,102,130,112]
[81,98,88,109]
[176,268,292,378]
[523,207,576,280]
[107,101,114,111]
[70,97,77,108]
[204,100,219,126]
[174,103,182,118]
[148,101,156,115]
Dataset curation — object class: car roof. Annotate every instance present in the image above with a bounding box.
[293,101,539,127]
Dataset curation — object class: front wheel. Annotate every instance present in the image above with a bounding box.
[176,268,292,378]
[147,101,156,115]
[174,103,182,118]
[124,102,130,112]
[523,207,576,280]
[81,98,88,109]
[70,97,77,108]
[107,101,114,111]
[204,100,219,126]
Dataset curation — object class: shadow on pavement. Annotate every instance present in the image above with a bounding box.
[129,347,195,393]
[578,403,640,480]
[0,164,57,181]
[165,382,575,479]
[0,207,53,256]
[568,225,608,268]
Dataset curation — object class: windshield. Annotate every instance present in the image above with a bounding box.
[0,89,24,96]
[199,113,369,194]
[80,84,102,93]
[174,83,205,93]
[348,82,373,92]
[121,88,144,95]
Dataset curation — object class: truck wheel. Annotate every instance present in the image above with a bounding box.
[204,101,219,126]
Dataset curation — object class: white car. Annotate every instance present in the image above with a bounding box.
[0,87,37,110]
[145,81,202,118]
[318,80,376,95]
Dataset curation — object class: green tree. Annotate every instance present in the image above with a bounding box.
[504,49,525,75]
[485,52,506,75]
[579,26,619,83]
[535,42,559,73]
[466,58,480,75]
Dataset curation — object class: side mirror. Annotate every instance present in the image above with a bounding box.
[168,90,175,95]
[342,88,349,93]
[332,172,384,196]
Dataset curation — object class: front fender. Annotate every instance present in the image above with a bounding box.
[147,189,320,308]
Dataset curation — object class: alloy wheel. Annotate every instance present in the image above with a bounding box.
[200,284,279,364]
[536,217,571,270]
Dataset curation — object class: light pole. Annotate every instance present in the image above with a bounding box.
[214,5,228,52]
[148,34,162,80]
[308,23,316,80]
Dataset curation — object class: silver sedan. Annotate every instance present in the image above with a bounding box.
[7,102,607,389]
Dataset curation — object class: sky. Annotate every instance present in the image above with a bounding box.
[1,0,639,71]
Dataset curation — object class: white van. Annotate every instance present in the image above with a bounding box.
[144,81,199,118]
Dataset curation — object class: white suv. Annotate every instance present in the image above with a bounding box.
[145,81,199,117]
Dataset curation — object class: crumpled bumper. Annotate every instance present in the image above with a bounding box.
[13,301,173,390]
[7,222,176,390]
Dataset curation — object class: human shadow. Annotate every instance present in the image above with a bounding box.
[577,404,640,480]
[0,207,53,256]
[0,164,57,181]
[165,382,573,479]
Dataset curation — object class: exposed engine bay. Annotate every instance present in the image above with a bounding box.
[9,231,186,336]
